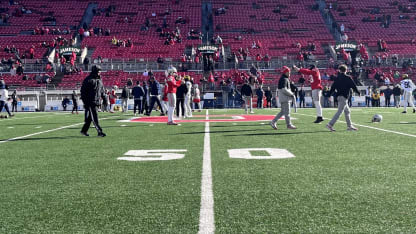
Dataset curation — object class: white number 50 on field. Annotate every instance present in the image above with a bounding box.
[118,149,187,161]
[228,148,295,160]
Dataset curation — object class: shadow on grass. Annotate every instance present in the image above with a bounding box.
[0,135,86,142]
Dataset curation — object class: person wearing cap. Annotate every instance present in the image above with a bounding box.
[80,65,106,137]
[270,66,297,130]
[326,65,360,132]
[400,74,416,113]
[240,79,254,114]
[293,64,324,123]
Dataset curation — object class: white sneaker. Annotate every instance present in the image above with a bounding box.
[250,111,254,114]
[270,121,277,130]
[287,125,297,129]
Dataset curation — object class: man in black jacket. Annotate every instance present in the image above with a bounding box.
[326,65,360,132]
[147,76,165,116]
[176,80,188,118]
[131,81,144,116]
[392,84,401,108]
[80,65,106,137]
[241,80,253,113]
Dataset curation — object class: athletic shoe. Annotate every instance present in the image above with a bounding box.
[326,124,335,132]
[413,109,416,113]
[250,111,255,114]
[97,132,106,137]
[270,121,277,130]
[160,113,165,116]
[314,117,324,123]
[347,126,358,131]
[167,121,178,125]
[402,111,407,114]
[134,113,137,116]
[287,125,297,129]
[80,131,89,137]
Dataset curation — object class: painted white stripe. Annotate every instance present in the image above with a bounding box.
[198,109,215,234]
[0,116,120,144]
[0,114,58,121]
[293,113,416,138]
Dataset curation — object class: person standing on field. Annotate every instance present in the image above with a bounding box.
[326,65,360,132]
[80,65,106,137]
[270,66,297,130]
[241,79,254,114]
[400,74,416,113]
[293,64,324,123]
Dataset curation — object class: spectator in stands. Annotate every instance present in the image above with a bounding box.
[10,65,16,76]
[62,96,70,111]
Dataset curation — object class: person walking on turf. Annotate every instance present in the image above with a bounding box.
[71,90,79,114]
[11,90,18,112]
[400,74,416,113]
[293,64,324,123]
[270,66,297,130]
[80,65,106,137]
[326,65,360,132]
[147,75,165,116]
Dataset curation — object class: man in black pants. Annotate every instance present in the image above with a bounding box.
[176,80,187,118]
[80,65,106,137]
[71,90,78,114]
[131,81,144,116]
[147,75,165,116]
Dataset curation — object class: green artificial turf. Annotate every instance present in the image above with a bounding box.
[1,108,416,233]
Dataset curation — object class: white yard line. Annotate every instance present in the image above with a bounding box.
[293,113,416,138]
[0,116,120,144]
[198,110,215,234]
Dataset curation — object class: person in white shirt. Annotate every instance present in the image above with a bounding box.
[400,74,416,113]
[193,84,201,112]
[184,76,193,118]
[0,80,13,118]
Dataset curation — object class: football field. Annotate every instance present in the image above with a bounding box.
[1,107,416,233]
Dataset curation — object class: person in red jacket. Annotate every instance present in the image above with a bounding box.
[293,64,324,123]
[60,56,66,72]
[161,80,169,115]
[166,66,182,125]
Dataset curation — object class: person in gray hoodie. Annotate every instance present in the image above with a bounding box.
[270,66,297,130]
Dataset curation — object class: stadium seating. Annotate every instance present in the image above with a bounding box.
[213,0,334,59]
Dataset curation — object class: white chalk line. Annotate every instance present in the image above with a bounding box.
[293,113,416,138]
[198,109,215,234]
[0,116,121,144]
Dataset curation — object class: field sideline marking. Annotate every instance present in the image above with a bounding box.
[293,113,416,138]
[0,116,121,144]
[0,114,60,122]
[198,109,215,234]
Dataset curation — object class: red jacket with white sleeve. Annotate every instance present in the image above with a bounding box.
[166,76,181,93]
[299,68,322,90]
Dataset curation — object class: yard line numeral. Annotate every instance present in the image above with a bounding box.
[228,148,295,160]
[118,149,187,161]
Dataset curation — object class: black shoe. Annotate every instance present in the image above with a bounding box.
[160,113,165,116]
[80,131,89,137]
[314,117,324,123]
[402,111,407,114]
[413,109,415,113]
[98,132,106,137]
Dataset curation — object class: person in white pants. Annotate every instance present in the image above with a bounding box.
[293,64,324,123]
[400,74,416,113]
[184,76,193,118]
[193,84,202,112]
[165,66,182,125]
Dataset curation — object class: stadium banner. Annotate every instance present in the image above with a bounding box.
[198,45,218,53]
[334,42,357,52]
[58,46,82,56]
